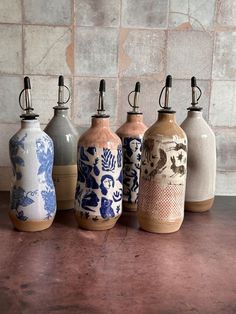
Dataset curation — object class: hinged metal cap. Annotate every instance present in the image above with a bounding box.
[158,75,176,113]
[127,82,142,114]
[187,76,202,111]
[19,77,39,120]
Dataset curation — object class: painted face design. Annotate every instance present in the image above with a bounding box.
[130,139,140,152]
[103,177,113,190]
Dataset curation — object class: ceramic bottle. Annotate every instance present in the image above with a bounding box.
[75,80,123,230]
[45,76,78,210]
[138,75,187,233]
[9,77,56,232]
[181,77,216,212]
[116,82,147,211]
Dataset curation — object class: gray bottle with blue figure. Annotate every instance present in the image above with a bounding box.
[45,76,78,211]
[9,77,56,232]
[75,79,123,230]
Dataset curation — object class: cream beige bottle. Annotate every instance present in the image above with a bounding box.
[116,82,147,211]
[45,76,78,210]
[181,77,216,212]
[75,80,123,230]
[138,75,187,233]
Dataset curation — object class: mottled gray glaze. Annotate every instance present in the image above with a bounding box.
[44,109,78,165]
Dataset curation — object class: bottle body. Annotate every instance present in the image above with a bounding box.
[138,113,187,233]
[116,113,147,211]
[45,109,78,210]
[75,117,123,230]
[181,111,216,212]
[9,120,56,232]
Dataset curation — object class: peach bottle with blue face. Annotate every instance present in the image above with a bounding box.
[75,80,123,230]
[116,82,147,211]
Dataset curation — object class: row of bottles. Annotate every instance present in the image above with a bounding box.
[9,75,216,233]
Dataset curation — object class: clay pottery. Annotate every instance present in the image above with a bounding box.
[75,80,123,230]
[45,76,78,210]
[116,82,147,211]
[9,77,56,232]
[138,75,187,233]
[181,77,216,212]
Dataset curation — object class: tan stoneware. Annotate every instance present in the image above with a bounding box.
[181,77,216,212]
[138,75,187,234]
[116,82,147,211]
[74,80,122,230]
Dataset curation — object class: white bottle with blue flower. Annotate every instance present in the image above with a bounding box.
[9,77,56,232]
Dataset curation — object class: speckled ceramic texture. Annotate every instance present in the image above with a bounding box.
[138,112,187,234]
[9,120,56,232]
[181,110,216,212]
[116,113,147,211]
[45,108,78,210]
[75,117,123,230]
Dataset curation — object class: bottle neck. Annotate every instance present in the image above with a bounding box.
[157,112,176,123]
[91,116,110,128]
[54,108,68,117]
[21,119,40,129]
[187,110,203,119]
[126,113,143,123]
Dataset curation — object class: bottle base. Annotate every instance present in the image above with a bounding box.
[123,201,137,212]
[9,213,54,232]
[75,213,120,231]
[185,197,214,212]
[57,199,74,210]
[138,216,183,234]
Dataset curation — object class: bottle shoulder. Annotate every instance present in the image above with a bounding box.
[116,121,148,138]
[79,126,121,149]
[181,117,215,139]
[145,120,186,140]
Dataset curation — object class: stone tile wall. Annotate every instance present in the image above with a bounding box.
[0,0,235,195]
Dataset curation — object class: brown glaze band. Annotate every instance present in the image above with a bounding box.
[185,197,214,212]
[75,213,121,231]
[138,215,183,234]
[9,213,54,232]
[123,201,137,212]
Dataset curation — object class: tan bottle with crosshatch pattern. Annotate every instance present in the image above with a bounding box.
[138,76,187,233]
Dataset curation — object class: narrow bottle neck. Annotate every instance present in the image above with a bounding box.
[54,108,69,117]
[157,112,176,123]
[126,113,143,123]
[91,116,110,128]
[21,119,40,129]
[187,110,203,119]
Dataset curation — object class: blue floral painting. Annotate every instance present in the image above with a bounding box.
[36,136,56,219]
[9,133,27,180]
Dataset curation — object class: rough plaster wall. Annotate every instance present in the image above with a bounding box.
[0,0,235,195]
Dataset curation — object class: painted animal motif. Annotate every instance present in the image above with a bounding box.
[167,142,187,152]
[147,148,167,180]
[143,138,155,162]
[170,156,186,177]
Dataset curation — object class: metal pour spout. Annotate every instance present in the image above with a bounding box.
[128,82,141,113]
[19,77,39,119]
[158,75,174,112]
[97,79,106,116]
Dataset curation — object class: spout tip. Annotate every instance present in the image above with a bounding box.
[166,75,172,88]
[58,75,64,86]
[99,79,105,93]
[24,76,31,90]
[191,76,197,87]
[135,81,140,93]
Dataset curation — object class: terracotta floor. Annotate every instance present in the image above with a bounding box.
[0,192,236,314]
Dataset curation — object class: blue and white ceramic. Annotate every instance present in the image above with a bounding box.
[9,120,56,231]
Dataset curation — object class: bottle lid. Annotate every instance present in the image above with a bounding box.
[19,77,39,120]
[187,76,202,111]
[158,75,176,113]
[127,82,142,115]
[53,75,71,110]
[93,79,109,118]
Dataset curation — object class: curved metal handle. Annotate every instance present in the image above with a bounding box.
[18,88,25,111]
[128,90,135,108]
[158,86,166,109]
[196,85,202,102]
[57,84,71,105]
